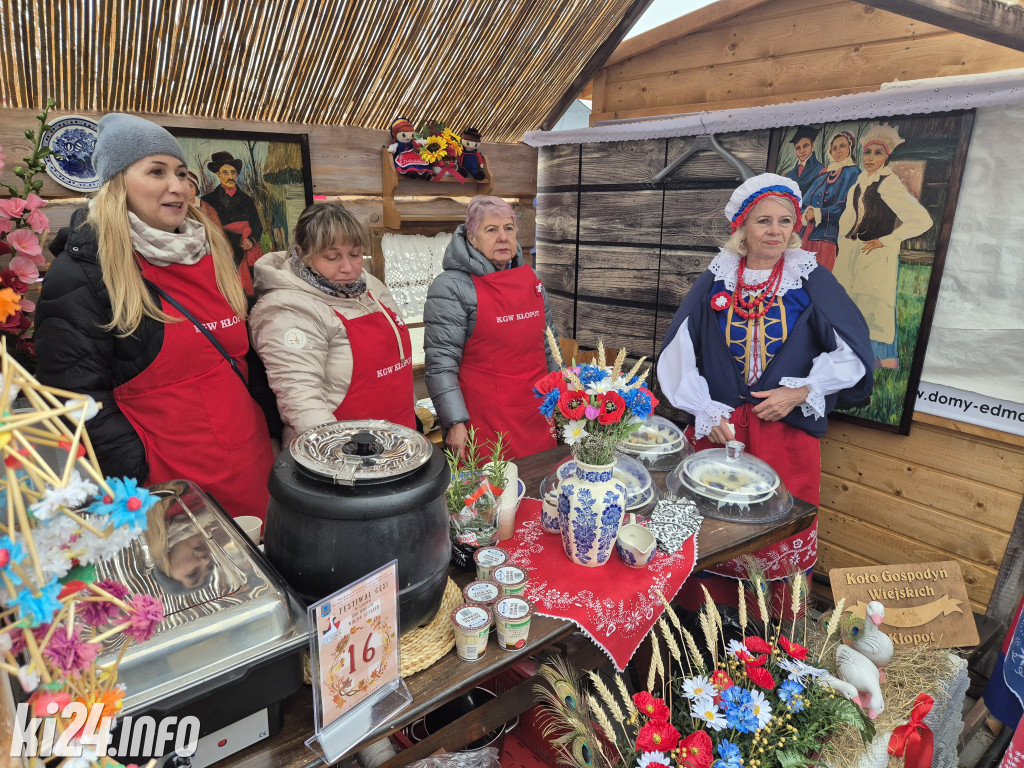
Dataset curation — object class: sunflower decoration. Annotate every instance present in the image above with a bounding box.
[419,134,449,165]
[416,120,464,170]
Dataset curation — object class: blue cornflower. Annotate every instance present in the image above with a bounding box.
[778,679,806,712]
[726,703,759,733]
[712,740,742,768]
[11,577,62,627]
[577,364,608,386]
[539,389,560,418]
[720,685,752,708]
[0,535,26,587]
[87,477,157,530]
[623,387,655,420]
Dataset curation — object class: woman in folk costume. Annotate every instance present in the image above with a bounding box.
[833,123,932,369]
[250,203,415,444]
[800,130,860,272]
[424,196,559,461]
[35,114,274,521]
[657,173,873,615]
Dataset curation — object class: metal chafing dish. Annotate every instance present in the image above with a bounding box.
[94,479,308,764]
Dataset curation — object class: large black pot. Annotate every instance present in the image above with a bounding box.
[264,423,451,634]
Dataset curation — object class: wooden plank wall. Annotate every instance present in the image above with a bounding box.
[590,0,1024,123]
[0,107,538,252]
[535,130,769,362]
[535,131,1022,614]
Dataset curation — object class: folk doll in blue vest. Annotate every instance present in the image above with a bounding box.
[387,117,431,179]
[460,127,486,181]
[833,123,932,370]
[657,173,873,617]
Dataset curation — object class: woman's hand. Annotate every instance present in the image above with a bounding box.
[446,422,470,459]
[241,237,255,250]
[750,386,809,422]
[708,417,736,445]
[803,208,816,225]
[860,239,883,254]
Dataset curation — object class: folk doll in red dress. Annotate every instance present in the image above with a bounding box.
[386,117,431,180]
[657,173,873,615]
[36,113,274,522]
[424,196,560,461]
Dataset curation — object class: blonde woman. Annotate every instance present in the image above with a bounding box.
[250,203,415,444]
[36,113,274,521]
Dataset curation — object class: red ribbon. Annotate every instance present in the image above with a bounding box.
[888,693,934,768]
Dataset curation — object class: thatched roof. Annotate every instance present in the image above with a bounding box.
[0,0,643,143]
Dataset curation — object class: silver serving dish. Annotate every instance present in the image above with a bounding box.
[95,480,309,715]
[290,419,432,485]
[618,415,694,471]
[666,441,793,523]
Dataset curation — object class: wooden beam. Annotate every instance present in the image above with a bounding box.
[853,0,1024,51]
[540,0,659,131]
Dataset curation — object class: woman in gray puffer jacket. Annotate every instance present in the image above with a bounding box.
[424,196,559,461]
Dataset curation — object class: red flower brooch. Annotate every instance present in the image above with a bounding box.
[710,291,732,311]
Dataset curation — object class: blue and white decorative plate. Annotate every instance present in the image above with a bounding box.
[41,116,101,192]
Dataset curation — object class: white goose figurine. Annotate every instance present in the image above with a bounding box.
[853,601,894,677]
[836,644,884,719]
[817,673,859,701]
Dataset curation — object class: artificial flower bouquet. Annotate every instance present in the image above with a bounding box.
[444,429,511,550]
[537,570,874,768]
[416,119,465,181]
[533,330,659,466]
[0,346,166,767]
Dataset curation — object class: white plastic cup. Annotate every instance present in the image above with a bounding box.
[235,515,263,544]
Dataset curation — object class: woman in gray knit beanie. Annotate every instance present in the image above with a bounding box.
[35,113,275,525]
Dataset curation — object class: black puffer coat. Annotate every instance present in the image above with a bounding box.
[35,208,157,480]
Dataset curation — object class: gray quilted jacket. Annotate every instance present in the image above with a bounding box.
[423,225,559,429]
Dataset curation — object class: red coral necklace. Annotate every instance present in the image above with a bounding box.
[732,257,784,320]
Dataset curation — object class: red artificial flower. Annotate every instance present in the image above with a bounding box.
[557,389,588,420]
[745,653,769,667]
[1,269,28,293]
[597,391,626,425]
[744,636,773,654]
[635,720,680,753]
[746,665,776,690]
[710,291,732,311]
[710,669,733,691]
[779,635,809,660]
[534,370,567,395]
[677,730,713,768]
[632,691,670,720]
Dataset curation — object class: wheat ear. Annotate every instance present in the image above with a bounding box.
[588,671,625,722]
[682,626,706,674]
[737,579,748,634]
[546,327,564,367]
[611,348,627,381]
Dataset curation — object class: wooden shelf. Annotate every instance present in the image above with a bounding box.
[382,147,493,229]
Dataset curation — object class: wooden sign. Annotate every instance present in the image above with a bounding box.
[829,560,979,649]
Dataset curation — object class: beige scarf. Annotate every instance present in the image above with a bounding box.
[129,212,210,266]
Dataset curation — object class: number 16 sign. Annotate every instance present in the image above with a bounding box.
[306,560,408,759]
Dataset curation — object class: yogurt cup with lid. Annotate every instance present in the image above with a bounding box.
[492,564,529,596]
[473,546,509,582]
[462,579,501,608]
[494,597,532,651]
[450,605,492,661]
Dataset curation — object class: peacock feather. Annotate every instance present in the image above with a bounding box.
[841,611,866,642]
[535,657,614,768]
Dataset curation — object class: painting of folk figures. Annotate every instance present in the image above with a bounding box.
[768,111,973,433]
[168,127,314,297]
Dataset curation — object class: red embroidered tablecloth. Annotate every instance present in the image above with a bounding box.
[502,498,698,670]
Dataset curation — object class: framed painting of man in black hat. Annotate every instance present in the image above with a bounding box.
[168,127,314,296]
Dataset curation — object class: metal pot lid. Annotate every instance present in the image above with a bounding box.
[290,420,433,485]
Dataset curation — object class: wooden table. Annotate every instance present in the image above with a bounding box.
[223,445,817,768]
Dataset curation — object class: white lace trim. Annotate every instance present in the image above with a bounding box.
[708,249,817,295]
[524,68,1024,146]
[695,401,735,440]
[779,377,825,419]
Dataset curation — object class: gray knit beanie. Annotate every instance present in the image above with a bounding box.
[93,113,187,185]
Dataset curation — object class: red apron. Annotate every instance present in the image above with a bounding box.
[332,294,415,428]
[691,403,819,580]
[458,266,556,461]
[114,256,273,521]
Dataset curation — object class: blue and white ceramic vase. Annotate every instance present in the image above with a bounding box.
[557,460,627,567]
